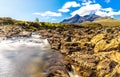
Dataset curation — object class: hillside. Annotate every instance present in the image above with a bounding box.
[93,18,120,27]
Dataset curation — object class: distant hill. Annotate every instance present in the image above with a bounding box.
[93,17,120,27]
[61,14,101,24]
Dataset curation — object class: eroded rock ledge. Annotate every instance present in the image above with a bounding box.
[37,26,120,77]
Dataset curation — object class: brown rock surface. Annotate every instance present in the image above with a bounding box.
[37,26,120,77]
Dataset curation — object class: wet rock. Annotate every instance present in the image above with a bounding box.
[47,66,70,77]
[19,31,32,37]
[61,42,81,54]
[0,36,6,40]
[41,51,70,77]
[63,52,99,77]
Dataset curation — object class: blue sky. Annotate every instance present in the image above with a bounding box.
[0,0,120,22]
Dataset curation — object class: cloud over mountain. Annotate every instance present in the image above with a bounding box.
[71,3,101,16]
[71,1,120,17]
[32,0,120,22]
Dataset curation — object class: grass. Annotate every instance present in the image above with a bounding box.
[0,17,120,31]
[93,18,120,28]
[79,22,102,28]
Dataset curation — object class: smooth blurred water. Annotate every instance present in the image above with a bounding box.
[0,33,51,77]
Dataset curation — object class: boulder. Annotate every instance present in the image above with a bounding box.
[94,36,120,53]
[19,31,32,37]
[0,36,6,40]
[61,42,81,54]
[97,58,118,77]
[91,34,105,44]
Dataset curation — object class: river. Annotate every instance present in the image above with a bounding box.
[0,33,53,77]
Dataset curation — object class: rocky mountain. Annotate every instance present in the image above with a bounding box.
[61,14,101,24]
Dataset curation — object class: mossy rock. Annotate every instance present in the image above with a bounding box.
[91,34,105,45]
[94,37,120,53]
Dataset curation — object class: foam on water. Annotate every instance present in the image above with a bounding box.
[0,33,50,51]
[0,33,50,77]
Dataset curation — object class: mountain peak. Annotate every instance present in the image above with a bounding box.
[74,14,80,17]
[61,14,101,24]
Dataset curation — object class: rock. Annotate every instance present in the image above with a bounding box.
[110,51,120,64]
[65,53,99,77]
[94,40,107,52]
[91,34,105,44]
[61,42,81,54]
[51,43,61,50]
[46,66,70,77]
[48,37,61,50]
[41,51,70,77]
[97,58,118,77]
[94,36,120,53]
[106,65,120,77]
[0,36,6,40]
[36,26,120,77]
[19,31,32,37]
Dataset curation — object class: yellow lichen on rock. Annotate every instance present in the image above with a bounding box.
[94,40,107,52]
[104,65,120,77]
[93,36,120,53]
[90,34,105,44]
[110,51,120,64]
[107,38,119,48]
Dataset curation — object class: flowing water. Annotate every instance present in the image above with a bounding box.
[0,33,54,77]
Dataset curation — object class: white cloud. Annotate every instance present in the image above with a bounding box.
[81,1,92,6]
[81,0,110,3]
[95,7,120,17]
[80,0,96,3]
[62,1,80,9]
[58,9,69,13]
[58,1,80,12]
[95,10,120,17]
[51,18,56,21]
[95,11,108,17]
[102,8,113,12]
[71,1,120,17]
[71,4,101,16]
[33,11,62,17]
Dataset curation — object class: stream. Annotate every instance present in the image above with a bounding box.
[0,33,55,77]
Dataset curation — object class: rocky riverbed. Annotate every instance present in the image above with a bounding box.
[0,18,120,77]
[37,26,120,77]
[0,33,68,77]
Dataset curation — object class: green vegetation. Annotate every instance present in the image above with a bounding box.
[0,17,15,25]
[93,18,120,28]
[0,17,120,32]
[79,22,102,28]
[35,18,39,22]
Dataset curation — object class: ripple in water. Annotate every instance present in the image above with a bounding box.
[0,33,52,77]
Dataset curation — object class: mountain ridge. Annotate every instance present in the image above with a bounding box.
[61,14,102,24]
